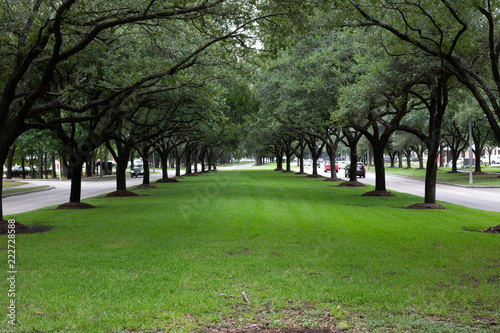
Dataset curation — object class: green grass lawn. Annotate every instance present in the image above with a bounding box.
[1,169,499,332]
[2,185,51,196]
[2,181,29,189]
[384,166,500,186]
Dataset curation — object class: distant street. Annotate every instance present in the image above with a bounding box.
[3,163,500,216]
[315,166,500,212]
[3,172,164,216]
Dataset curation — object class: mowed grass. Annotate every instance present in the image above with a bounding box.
[1,168,499,332]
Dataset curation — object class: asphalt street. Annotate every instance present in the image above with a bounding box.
[3,164,500,216]
[3,172,164,216]
[316,166,500,212]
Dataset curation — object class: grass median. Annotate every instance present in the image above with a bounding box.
[1,168,499,332]
[384,166,500,186]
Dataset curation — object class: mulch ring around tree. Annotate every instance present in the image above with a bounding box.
[134,184,160,190]
[56,202,96,210]
[337,181,366,187]
[104,190,139,198]
[305,174,325,179]
[362,190,396,197]
[0,220,53,235]
[155,178,180,183]
[474,224,500,234]
[406,203,446,209]
[323,177,343,182]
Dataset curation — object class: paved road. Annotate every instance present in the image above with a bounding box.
[315,166,500,212]
[3,172,165,216]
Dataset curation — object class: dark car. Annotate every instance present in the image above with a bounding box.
[131,166,144,178]
[345,163,366,178]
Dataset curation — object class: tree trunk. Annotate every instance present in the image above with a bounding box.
[38,154,44,179]
[424,141,439,204]
[21,157,26,179]
[103,146,109,175]
[348,149,358,182]
[416,146,425,169]
[69,162,84,203]
[325,142,337,179]
[44,152,49,179]
[372,145,387,192]
[274,144,284,170]
[61,155,69,178]
[405,149,412,168]
[185,145,192,175]
[161,155,169,179]
[311,154,319,175]
[6,146,15,179]
[51,151,57,178]
[297,138,305,173]
[175,152,182,177]
[387,149,396,168]
[200,153,206,173]
[115,160,127,191]
[285,150,292,172]
[439,143,445,168]
[212,155,218,170]
[86,154,92,177]
[342,128,363,182]
[305,136,325,176]
[141,144,150,185]
[107,141,131,191]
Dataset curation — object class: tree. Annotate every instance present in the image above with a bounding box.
[336,0,500,155]
[0,0,314,219]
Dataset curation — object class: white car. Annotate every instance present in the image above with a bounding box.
[481,155,500,164]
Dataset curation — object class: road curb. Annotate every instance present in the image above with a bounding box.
[389,174,500,188]
[2,186,55,198]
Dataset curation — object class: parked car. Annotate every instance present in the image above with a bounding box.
[345,163,366,178]
[324,163,339,172]
[481,155,500,164]
[131,166,144,178]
